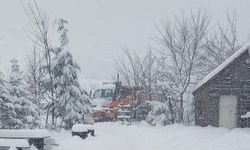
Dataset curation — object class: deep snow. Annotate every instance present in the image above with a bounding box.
[52,122,250,150]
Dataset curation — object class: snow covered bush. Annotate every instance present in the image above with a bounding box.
[146,101,173,126]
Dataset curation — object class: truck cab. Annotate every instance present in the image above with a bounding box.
[90,83,116,121]
[90,81,132,122]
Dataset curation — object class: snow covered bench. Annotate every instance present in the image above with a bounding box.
[0,129,50,150]
[72,124,95,139]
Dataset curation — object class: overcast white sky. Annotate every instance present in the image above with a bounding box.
[1,0,250,80]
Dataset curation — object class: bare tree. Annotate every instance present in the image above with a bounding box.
[156,10,210,122]
[115,47,142,90]
[140,48,157,101]
[23,1,56,127]
[115,47,157,120]
[26,44,46,115]
[203,12,240,72]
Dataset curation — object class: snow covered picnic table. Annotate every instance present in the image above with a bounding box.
[72,124,95,139]
[0,129,50,150]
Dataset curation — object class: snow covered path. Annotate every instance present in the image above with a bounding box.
[53,122,250,150]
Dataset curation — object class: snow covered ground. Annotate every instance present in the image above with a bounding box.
[52,122,250,150]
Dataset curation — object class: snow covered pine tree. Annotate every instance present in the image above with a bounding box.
[5,59,40,129]
[52,19,90,129]
[0,71,17,128]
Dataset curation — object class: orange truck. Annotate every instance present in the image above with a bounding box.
[90,81,132,122]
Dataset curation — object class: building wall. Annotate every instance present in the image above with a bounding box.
[194,50,250,127]
[194,85,208,126]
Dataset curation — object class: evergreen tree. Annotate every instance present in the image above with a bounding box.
[0,71,19,129]
[7,59,41,128]
[52,19,90,129]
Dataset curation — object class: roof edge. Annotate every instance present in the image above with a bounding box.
[193,42,250,93]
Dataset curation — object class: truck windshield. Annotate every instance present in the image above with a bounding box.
[93,89,113,99]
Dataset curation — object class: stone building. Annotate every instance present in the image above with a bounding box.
[193,44,250,128]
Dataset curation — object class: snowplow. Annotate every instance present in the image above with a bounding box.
[89,79,132,122]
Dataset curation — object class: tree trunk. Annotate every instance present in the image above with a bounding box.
[45,108,49,125]
[168,97,175,124]
[179,93,184,123]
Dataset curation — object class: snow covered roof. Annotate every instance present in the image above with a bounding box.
[193,43,250,92]
[0,139,29,148]
[79,78,114,93]
[0,129,50,139]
